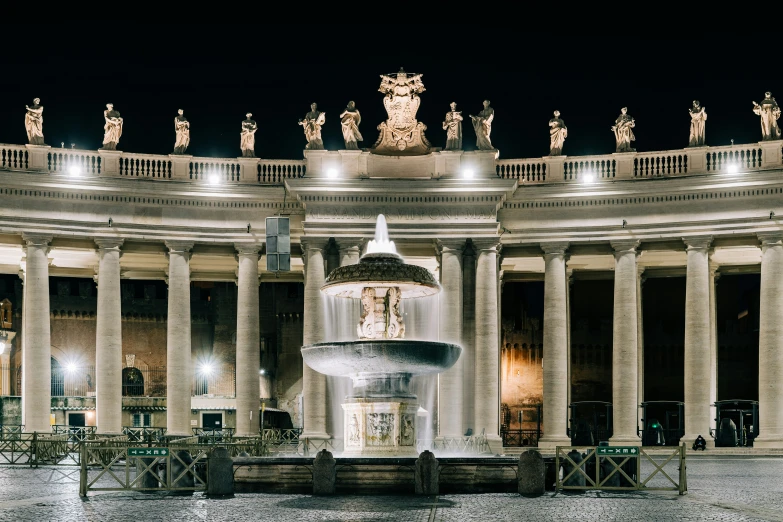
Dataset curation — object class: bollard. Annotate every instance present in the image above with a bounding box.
[562,450,586,488]
[207,447,234,497]
[312,449,336,495]
[415,450,439,495]
[136,457,161,492]
[169,450,195,495]
[517,450,545,497]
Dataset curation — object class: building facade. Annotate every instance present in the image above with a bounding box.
[0,122,781,449]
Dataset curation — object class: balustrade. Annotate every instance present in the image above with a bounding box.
[119,153,171,178]
[563,156,616,181]
[496,159,546,182]
[0,145,28,170]
[259,159,306,183]
[634,150,688,178]
[48,149,102,175]
[190,158,241,183]
[706,144,764,173]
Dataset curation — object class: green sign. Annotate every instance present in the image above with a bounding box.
[128,447,169,457]
[596,446,639,456]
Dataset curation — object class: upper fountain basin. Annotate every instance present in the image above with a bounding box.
[301,339,462,378]
[322,252,440,299]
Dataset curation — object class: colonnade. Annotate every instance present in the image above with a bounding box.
[538,233,783,448]
[21,238,264,435]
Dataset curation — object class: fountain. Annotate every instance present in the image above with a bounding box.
[302,215,462,456]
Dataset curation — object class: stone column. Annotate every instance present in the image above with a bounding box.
[610,240,641,443]
[165,241,193,436]
[637,266,646,435]
[437,240,464,439]
[95,239,124,434]
[473,240,502,452]
[301,240,329,440]
[336,240,362,267]
[538,242,570,448]
[235,244,262,437]
[462,244,476,433]
[566,270,573,411]
[755,233,783,448]
[682,236,714,447]
[709,264,720,436]
[21,233,52,433]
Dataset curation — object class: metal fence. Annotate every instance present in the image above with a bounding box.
[501,429,541,448]
[555,445,687,495]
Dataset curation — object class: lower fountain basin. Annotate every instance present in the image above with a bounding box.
[301,340,462,378]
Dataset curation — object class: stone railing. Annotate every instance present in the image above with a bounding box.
[496,141,781,184]
[2,141,782,186]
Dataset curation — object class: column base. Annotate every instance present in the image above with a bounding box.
[750,437,783,449]
[609,435,641,445]
[537,436,571,450]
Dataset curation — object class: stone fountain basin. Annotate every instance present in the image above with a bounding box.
[301,340,461,377]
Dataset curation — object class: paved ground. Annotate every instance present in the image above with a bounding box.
[0,456,781,521]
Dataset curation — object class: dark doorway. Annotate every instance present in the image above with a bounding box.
[202,413,222,429]
[570,279,614,403]
[643,277,686,402]
[68,413,86,427]
[717,274,760,401]
[122,368,144,396]
[51,357,64,396]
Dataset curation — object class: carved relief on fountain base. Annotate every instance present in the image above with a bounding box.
[342,399,418,457]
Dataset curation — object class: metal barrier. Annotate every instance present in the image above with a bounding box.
[555,444,687,495]
[79,441,208,496]
[123,427,167,443]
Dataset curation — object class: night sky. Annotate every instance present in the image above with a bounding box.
[1,30,781,160]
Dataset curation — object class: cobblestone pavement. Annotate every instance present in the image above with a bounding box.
[0,456,781,521]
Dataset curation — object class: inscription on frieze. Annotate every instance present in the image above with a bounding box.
[308,206,496,221]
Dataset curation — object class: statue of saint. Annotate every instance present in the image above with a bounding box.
[339,101,363,150]
[173,109,190,155]
[24,98,45,145]
[442,102,463,151]
[688,100,707,147]
[549,110,567,156]
[298,102,325,150]
[240,113,257,158]
[612,107,636,153]
[753,92,781,141]
[469,100,495,150]
[101,103,123,151]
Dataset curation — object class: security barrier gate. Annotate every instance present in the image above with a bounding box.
[79,442,208,496]
[555,444,687,495]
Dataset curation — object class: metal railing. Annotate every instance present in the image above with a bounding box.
[501,429,542,448]
[122,426,167,443]
[555,444,687,495]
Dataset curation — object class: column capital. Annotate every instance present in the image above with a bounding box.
[540,241,569,256]
[758,231,783,248]
[610,239,641,253]
[164,240,194,254]
[95,238,124,251]
[682,235,713,251]
[436,238,466,254]
[335,237,364,252]
[21,233,52,247]
[300,238,329,253]
[234,243,263,256]
[470,238,501,253]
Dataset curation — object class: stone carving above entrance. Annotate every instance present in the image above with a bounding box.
[371,68,433,156]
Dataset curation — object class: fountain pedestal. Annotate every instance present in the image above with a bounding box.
[342,399,418,457]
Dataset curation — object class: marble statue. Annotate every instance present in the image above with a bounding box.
[470,100,495,150]
[442,102,463,151]
[348,414,360,445]
[24,98,45,145]
[240,113,257,158]
[612,107,636,153]
[372,68,432,155]
[688,100,707,147]
[548,110,567,156]
[298,103,325,150]
[386,287,405,339]
[339,101,363,150]
[753,92,781,141]
[101,103,123,151]
[173,109,190,155]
